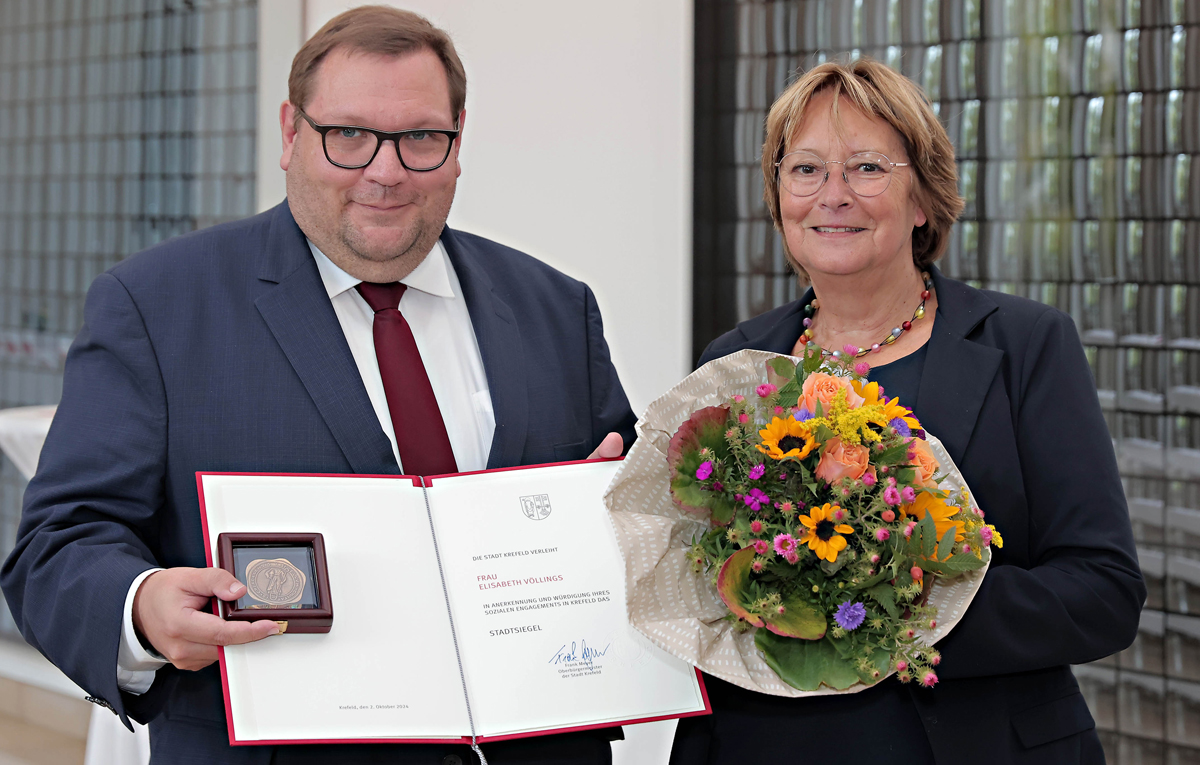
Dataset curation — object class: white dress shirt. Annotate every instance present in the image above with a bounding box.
[117,239,495,693]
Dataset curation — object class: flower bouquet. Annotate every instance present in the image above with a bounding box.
[605,349,1000,695]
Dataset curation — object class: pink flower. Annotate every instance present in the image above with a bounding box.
[895,660,908,672]
[752,539,770,555]
[800,372,865,414]
[862,471,877,488]
[881,509,895,523]
[929,619,938,629]
[816,437,870,483]
[774,406,784,415]
[751,559,765,572]
[903,521,917,538]
[870,554,881,564]
[930,654,941,666]
[750,520,763,533]
[832,508,846,521]
[901,486,916,502]
[921,672,938,688]
[773,534,798,557]
[875,528,890,541]
[756,383,777,398]
[779,501,794,513]
[784,551,800,564]
[854,361,871,376]
[732,395,745,403]
[843,344,859,356]
[738,412,749,424]
[883,486,902,505]
[748,464,766,480]
[979,526,993,546]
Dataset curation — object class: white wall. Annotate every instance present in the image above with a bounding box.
[263,0,694,415]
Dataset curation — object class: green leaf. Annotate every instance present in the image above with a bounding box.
[709,494,737,525]
[865,582,899,619]
[762,591,827,640]
[803,351,823,374]
[937,552,987,572]
[714,547,764,627]
[855,647,892,685]
[936,525,958,561]
[777,380,801,403]
[755,631,863,691]
[918,514,937,559]
[768,356,797,382]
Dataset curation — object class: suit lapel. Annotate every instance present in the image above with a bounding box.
[254,203,399,474]
[914,268,1003,466]
[442,229,529,469]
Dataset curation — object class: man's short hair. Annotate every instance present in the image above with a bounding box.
[288,5,467,119]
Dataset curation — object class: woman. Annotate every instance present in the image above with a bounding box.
[670,59,1144,764]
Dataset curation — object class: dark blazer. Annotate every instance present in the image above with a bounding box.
[1,202,636,764]
[672,268,1145,765]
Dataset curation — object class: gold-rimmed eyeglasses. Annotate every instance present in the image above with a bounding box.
[775,151,909,197]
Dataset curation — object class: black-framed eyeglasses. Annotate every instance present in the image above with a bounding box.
[775,150,910,197]
[297,109,460,171]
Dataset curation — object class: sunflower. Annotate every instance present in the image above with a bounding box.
[757,417,817,461]
[900,492,965,551]
[853,379,922,433]
[797,503,855,563]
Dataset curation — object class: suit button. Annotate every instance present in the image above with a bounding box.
[442,756,464,765]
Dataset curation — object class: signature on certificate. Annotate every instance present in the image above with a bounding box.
[548,640,611,668]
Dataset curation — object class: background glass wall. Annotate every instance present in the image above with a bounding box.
[694,0,1200,760]
[0,0,257,635]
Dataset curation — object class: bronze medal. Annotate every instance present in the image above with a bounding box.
[244,558,307,605]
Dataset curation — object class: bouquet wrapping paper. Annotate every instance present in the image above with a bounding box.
[604,349,989,696]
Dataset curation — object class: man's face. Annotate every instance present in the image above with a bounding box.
[280,48,463,283]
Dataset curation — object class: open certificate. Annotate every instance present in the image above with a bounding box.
[197,460,709,745]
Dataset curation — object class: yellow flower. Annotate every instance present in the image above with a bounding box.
[804,388,886,446]
[853,379,922,433]
[986,524,1004,549]
[757,417,817,460]
[900,492,965,552]
[797,503,854,563]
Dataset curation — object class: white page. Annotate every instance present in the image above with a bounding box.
[202,474,471,742]
[426,461,706,737]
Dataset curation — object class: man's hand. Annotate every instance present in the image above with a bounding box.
[586,432,624,460]
[132,568,281,671]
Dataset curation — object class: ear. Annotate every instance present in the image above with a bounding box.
[280,102,299,172]
[913,204,927,228]
[452,108,466,178]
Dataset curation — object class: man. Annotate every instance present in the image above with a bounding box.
[1,7,634,764]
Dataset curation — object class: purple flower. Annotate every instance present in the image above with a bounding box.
[695,460,714,481]
[889,418,911,438]
[713,481,724,492]
[834,601,867,631]
[794,407,814,422]
[748,464,766,480]
[743,488,769,511]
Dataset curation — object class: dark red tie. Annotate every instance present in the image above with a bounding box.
[356,282,458,476]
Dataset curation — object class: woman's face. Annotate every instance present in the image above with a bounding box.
[778,90,927,281]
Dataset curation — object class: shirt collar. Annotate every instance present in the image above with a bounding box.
[308,239,457,300]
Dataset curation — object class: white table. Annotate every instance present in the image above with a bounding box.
[0,405,151,765]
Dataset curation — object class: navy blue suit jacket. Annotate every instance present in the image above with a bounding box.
[672,268,1145,765]
[1,202,636,763]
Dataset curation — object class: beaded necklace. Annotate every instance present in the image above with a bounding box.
[801,272,934,359]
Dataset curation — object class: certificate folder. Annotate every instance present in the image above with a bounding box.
[197,460,709,746]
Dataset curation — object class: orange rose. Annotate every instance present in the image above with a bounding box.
[910,438,940,488]
[800,372,865,415]
[816,437,870,484]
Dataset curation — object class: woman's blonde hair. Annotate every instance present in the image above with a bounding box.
[762,58,964,271]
